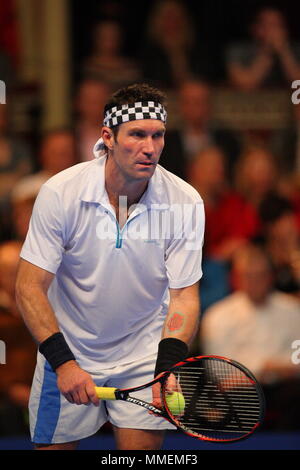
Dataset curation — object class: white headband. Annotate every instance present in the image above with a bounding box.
[93,101,167,159]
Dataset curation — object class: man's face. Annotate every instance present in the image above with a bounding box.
[41,133,76,175]
[105,119,166,182]
[253,9,287,42]
[77,81,110,124]
[179,83,211,126]
[233,256,273,304]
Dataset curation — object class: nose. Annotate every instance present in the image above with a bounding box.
[143,136,155,157]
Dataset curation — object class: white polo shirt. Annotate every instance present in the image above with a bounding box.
[20,156,204,372]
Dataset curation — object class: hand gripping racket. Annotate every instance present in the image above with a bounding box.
[95,355,265,443]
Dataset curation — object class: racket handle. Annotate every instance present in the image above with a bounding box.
[95,387,117,400]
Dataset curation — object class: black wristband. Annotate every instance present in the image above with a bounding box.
[39,332,76,371]
[154,337,189,377]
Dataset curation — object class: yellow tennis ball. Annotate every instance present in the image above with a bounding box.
[165,392,185,415]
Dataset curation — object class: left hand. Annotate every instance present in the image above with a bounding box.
[151,373,182,414]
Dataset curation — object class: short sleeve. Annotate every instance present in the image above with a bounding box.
[165,200,205,289]
[20,184,65,274]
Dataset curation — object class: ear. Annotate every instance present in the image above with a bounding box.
[101,127,115,150]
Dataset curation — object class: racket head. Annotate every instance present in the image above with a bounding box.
[161,355,265,443]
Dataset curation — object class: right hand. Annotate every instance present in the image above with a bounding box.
[56,360,100,406]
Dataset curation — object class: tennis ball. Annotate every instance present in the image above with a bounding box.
[165,392,185,415]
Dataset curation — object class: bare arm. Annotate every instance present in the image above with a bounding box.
[277,44,300,82]
[15,259,59,343]
[15,259,99,406]
[161,282,200,346]
[228,48,273,91]
[152,282,200,407]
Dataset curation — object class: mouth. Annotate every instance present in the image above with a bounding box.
[136,161,156,168]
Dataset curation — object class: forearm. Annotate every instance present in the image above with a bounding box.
[229,50,272,90]
[278,45,300,82]
[161,292,200,346]
[16,282,60,344]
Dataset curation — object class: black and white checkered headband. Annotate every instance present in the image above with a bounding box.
[103,101,167,128]
[93,101,167,158]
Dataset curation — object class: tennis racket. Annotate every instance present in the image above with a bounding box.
[95,355,265,443]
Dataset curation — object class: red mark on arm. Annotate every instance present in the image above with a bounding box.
[166,312,184,332]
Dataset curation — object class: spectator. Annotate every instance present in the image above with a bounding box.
[161,79,241,180]
[140,0,217,89]
[226,7,300,91]
[200,243,300,430]
[258,194,300,297]
[82,20,141,90]
[187,145,258,261]
[36,129,78,175]
[0,241,36,436]
[6,130,77,241]
[74,79,111,162]
[234,144,279,213]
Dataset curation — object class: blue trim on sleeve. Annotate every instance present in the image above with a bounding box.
[33,361,61,443]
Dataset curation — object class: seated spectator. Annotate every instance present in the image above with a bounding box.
[187,146,259,261]
[36,129,78,175]
[200,243,300,430]
[82,20,141,90]
[226,7,300,90]
[6,130,77,241]
[161,79,241,180]
[0,241,36,436]
[234,144,279,213]
[140,0,217,89]
[74,79,111,162]
[258,194,300,297]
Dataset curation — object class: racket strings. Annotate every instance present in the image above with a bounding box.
[164,358,263,441]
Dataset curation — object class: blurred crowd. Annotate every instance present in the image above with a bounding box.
[0,1,300,436]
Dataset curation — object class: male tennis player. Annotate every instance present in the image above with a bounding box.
[16,83,205,450]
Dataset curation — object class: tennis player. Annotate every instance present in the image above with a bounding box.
[15,83,205,450]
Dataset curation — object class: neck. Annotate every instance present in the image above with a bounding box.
[105,159,148,207]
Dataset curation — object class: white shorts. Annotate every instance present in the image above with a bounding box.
[29,353,175,444]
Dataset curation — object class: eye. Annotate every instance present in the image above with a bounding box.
[130,131,145,138]
[153,132,165,139]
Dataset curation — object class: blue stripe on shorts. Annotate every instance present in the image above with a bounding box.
[33,360,61,443]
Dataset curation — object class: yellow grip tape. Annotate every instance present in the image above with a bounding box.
[95,387,117,400]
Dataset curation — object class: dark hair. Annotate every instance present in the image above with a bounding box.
[259,193,294,225]
[104,83,167,116]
